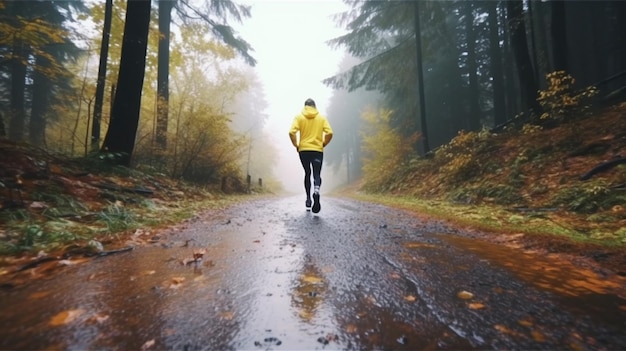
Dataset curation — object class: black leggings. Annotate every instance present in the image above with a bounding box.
[299,151,323,198]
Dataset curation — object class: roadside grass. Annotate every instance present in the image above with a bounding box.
[345,191,625,248]
[0,192,252,256]
[0,141,265,257]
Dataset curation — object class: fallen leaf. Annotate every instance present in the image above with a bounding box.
[169,277,185,289]
[192,248,206,261]
[494,324,524,338]
[141,339,155,350]
[518,319,533,327]
[457,290,474,300]
[404,294,417,302]
[494,324,511,334]
[49,309,85,326]
[29,291,51,300]
[531,330,546,342]
[220,311,235,320]
[468,302,485,310]
[86,313,110,324]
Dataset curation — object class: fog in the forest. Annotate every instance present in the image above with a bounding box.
[235,1,350,193]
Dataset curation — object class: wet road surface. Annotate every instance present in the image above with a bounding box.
[1,195,625,350]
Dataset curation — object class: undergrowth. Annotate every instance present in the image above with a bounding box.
[0,150,252,256]
[357,71,626,246]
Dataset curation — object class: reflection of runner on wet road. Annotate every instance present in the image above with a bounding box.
[289,98,333,213]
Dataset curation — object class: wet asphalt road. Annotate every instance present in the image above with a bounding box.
[0,195,625,350]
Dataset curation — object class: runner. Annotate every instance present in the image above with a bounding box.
[288,98,333,213]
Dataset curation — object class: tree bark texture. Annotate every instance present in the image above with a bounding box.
[29,54,51,146]
[101,0,152,166]
[156,0,174,151]
[550,0,568,73]
[8,38,27,142]
[487,1,506,127]
[92,0,113,152]
[413,1,429,154]
[464,1,481,131]
[506,0,541,119]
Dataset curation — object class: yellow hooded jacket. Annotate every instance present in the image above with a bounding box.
[289,106,333,152]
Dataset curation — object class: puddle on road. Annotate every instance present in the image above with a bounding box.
[437,234,626,297]
[291,262,328,322]
[437,234,626,326]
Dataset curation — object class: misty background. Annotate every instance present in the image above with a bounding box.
[234,0,350,194]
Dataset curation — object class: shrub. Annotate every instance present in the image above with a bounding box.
[537,71,598,122]
[433,129,493,183]
[360,108,419,191]
[550,181,614,213]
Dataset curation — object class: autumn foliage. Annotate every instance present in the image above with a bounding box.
[359,108,419,192]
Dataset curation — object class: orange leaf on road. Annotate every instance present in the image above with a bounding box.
[49,309,84,326]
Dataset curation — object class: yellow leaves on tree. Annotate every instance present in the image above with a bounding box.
[360,108,419,191]
[537,71,598,122]
[0,17,69,79]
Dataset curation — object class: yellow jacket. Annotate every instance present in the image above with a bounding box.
[289,106,333,152]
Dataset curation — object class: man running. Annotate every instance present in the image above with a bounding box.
[289,98,333,213]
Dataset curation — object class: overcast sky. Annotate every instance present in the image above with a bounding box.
[235,0,349,193]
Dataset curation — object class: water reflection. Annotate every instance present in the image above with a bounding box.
[438,234,626,299]
[291,261,327,323]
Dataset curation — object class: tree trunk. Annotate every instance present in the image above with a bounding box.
[29,54,51,146]
[596,2,626,83]
[0,113,5,137]
[156,0,174,151]
[413,1,429,154]
[530,1,551,90]
[464,1,481,131]
[8,37,27,142]
[92,0,113,152]
[101,0,152,166]
[487,1,506,127]
[525,0,539,85]
[506,0,541,119]
[550,0,567,72]
[502,3,519,119]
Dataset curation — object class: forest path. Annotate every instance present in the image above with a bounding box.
[1,195,624,350]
